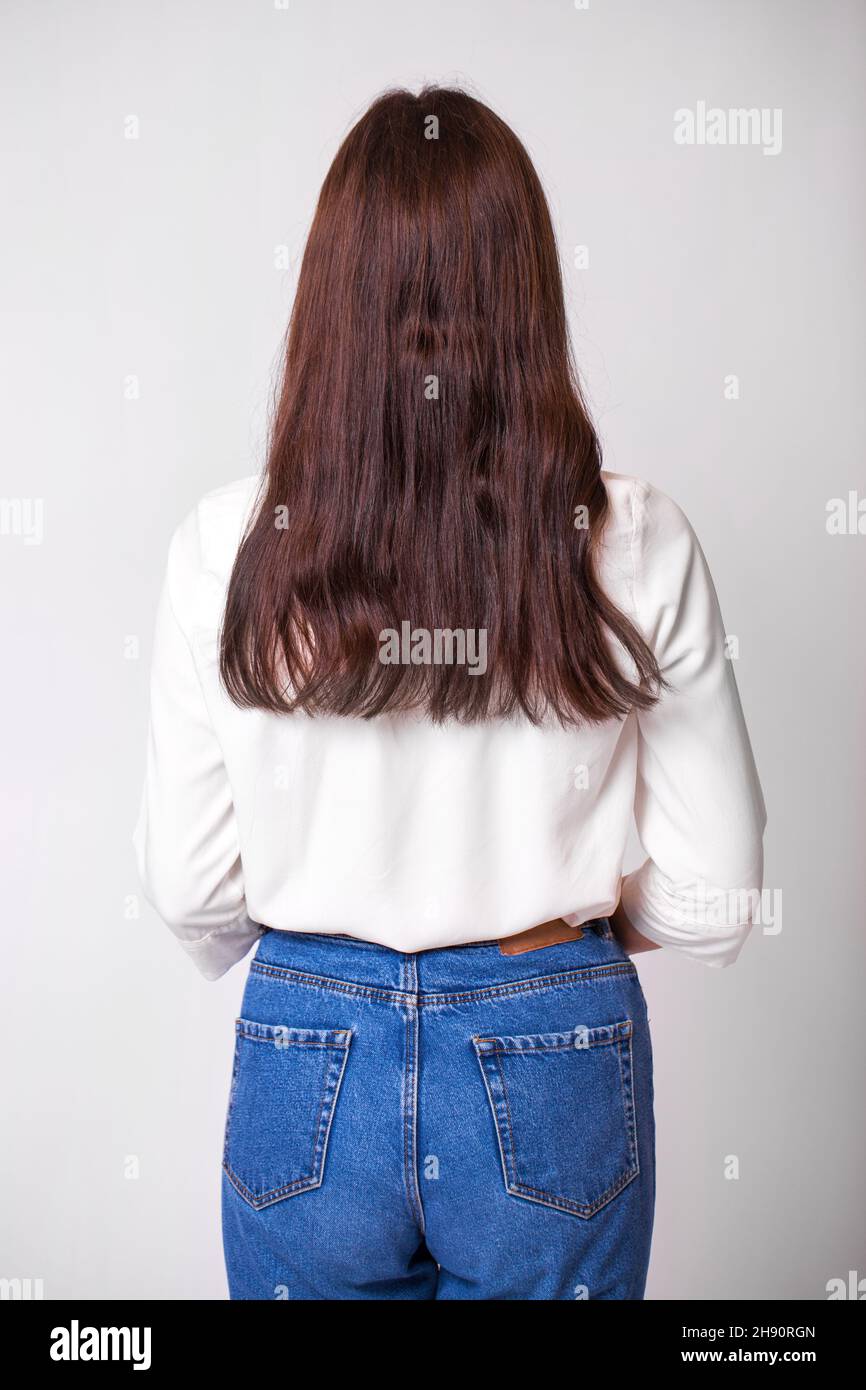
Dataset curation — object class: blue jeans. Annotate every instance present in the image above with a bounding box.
[221,921,655,1299]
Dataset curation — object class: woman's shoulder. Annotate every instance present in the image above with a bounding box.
[165,472,262,631]
[174,472,260,569]
[601,469,701,564]
[599,471,707,625]
[601,470,692,533]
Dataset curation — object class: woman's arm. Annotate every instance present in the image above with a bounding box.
[617,480,767,967]
[610,896,661,956]
[133,506,263,980]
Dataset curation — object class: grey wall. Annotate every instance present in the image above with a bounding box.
[1,0,863,1299]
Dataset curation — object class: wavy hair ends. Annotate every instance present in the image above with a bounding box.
[220,86,664,725]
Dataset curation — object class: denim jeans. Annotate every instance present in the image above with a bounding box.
[221,921,655,1299]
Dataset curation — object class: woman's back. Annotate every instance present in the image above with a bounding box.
[134,467,764,975]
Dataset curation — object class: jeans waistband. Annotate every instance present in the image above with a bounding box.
[274,916,612,948]
[249,918,633,999]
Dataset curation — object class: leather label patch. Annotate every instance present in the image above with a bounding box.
[498,918,584,956]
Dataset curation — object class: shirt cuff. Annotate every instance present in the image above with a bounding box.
[178,913,266,981]
[620,859,758,968]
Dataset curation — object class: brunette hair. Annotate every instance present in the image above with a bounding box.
[220,86,663,724]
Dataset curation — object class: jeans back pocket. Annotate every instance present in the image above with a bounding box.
[223,1019,352,1210]
[472,1019,638,1219]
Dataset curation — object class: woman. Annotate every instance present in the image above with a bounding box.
[134,87,766,1300]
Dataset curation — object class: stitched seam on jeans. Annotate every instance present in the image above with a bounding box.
[418,963,637,1005]
[307,1053,334,1190]
[236,1032,349,1048]
[477,1037,627,1055]
[494,1052,519,1187]
[401,961,425,1234]
[250,959,636,1004]
[318,1042,351,1205]
[472,1020,632,1052]
[508,1166,639,1218]
[403,1007,411,1224]
[250,962,411,1003]
[222,1162,321,1207]
[472,1046,513,1199]
[618,1029,640,1176]
[222,1035,243,1171]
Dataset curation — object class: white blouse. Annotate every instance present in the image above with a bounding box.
[133,471,766,979]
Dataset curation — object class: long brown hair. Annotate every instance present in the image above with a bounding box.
[221,86,663,724]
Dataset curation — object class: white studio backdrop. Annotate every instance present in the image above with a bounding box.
[1,0,864,1299]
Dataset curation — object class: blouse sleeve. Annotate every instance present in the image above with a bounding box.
[132,508,263,980]
[619,481,767,967]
